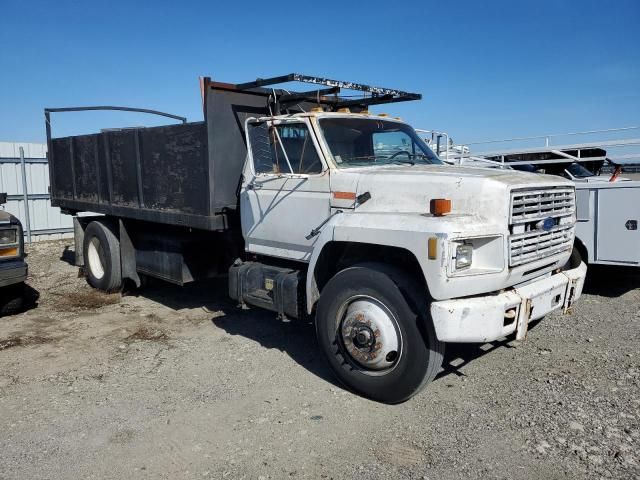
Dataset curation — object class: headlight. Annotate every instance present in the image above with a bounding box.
[0,229,17,245]
[455,244,473,269]
[448,236,504,276]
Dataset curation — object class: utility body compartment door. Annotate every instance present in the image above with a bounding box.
[241,118,330,261]
[595,185,640,264]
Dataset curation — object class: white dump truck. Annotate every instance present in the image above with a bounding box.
[45,74,587,403]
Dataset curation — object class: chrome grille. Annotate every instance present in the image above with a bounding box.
[509,224,574,267]
[510,187,575,225]
[509,187,576,267]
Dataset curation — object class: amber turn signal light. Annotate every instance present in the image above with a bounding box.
[428,237,438,260]
[333,191,357,200]
[430,198,451,216]
[0,247,18,257]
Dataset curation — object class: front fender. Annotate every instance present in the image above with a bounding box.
[305,211,495,314]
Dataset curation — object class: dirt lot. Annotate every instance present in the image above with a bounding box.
[0,240,638,480]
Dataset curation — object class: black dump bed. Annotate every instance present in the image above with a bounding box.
[46,74,420,231]
[47,82,271,230]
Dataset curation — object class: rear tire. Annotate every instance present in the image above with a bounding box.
[315,263,444,404]
[83,221,122,292]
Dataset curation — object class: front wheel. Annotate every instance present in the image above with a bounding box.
[0,282,25,316]
[315,264,444,404]
[562,245,583,271]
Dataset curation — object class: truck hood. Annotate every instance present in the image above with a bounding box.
[330,164,574,221]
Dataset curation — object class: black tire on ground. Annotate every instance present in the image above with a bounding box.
[315,263,444,404]
[563,245,583,271]
[0,282,25,316]
[83,221,122,292]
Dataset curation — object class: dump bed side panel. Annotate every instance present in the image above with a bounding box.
[49,121,223,229]
[138,123,208,215]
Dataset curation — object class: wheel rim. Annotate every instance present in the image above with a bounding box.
[87,237,105,280]
[336,295,402,374]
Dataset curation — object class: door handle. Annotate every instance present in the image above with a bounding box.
[247,183,263,190]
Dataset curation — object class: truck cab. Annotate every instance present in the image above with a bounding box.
[236,109,586,401]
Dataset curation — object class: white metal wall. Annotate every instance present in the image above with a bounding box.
[0,141,73,242]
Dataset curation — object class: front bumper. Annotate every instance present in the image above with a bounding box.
[430,262,587,343]
[0,259,28,288]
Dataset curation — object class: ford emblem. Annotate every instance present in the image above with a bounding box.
[536,217,555,231]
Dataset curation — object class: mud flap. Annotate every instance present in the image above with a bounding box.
[73,217,85,267]
[119,219,141,288]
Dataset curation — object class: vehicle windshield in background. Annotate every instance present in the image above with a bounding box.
[513,162,595,179]
[319,118,442,168]
[565,162,595,178]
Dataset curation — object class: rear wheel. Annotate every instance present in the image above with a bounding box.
[315,263,444,404]
[83,221,122,292]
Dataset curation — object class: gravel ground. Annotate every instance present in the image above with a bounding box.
[0,240,638,480]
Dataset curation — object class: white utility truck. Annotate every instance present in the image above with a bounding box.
[46,74,587,403]
[427,130,640,268]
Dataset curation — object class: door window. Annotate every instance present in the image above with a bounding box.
[248,122,323,175]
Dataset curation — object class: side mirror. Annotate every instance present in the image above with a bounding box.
[0,193,6,205]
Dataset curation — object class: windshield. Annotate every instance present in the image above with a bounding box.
[318,118,442,168]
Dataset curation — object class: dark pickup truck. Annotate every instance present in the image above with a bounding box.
[0,194,27,315]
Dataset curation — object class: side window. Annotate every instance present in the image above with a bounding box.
[248,122,323,175]
[372,130,415,158]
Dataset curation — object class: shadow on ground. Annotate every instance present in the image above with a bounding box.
[133,277,340,388]
[136,277,522,389]
[583,264,640,297]
[131,275,545,390]
[60,246,75,266]
[437,339,516,380]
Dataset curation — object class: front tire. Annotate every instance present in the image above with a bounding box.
[315,264,444,404]
[83,221,122,292]
[563,245,583,271]
[0,282,25,316]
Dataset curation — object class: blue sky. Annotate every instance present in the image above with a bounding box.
[1,0,639,146]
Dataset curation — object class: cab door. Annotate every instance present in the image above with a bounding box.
[240,119,330,261]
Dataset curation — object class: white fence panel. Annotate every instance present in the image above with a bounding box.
[0,141,73,242]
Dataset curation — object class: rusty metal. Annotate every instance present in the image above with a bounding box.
[235,73,420,98]
[213,73,421,115]
[338,295,401,371]
[515,298,531,341]
[44,106,187,124]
